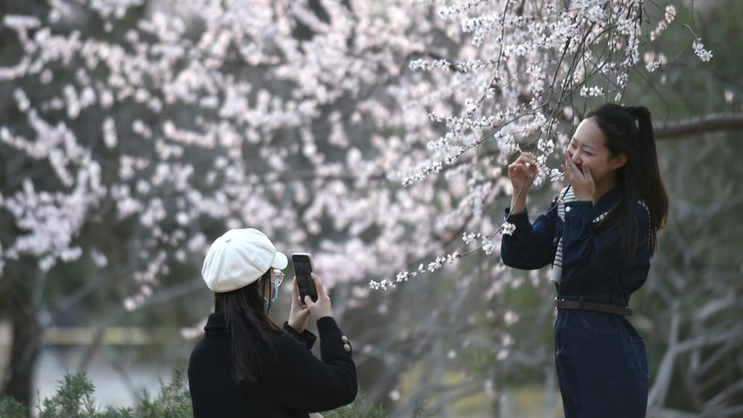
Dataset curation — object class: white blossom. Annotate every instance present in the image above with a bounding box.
[692,38,713,62]
[0,0,707,318]
[501,222,516,236]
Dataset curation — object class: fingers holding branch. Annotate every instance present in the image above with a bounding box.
[508,152,539,190]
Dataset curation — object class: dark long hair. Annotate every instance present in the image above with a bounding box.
[586,103,669,258]
[213,270,281,385]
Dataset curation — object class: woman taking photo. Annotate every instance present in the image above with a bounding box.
[188,228,357,418]
[501,103,668,418]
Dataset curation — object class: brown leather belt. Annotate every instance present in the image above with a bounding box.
[554,298,633,316]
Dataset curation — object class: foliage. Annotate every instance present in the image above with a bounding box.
[127,368,192,418]
[36,373,99,418]
[0,370,191,418]
[324,393,388,418]
[0,370,406,418]
[0,396,27,418]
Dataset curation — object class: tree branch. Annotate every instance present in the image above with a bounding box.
[655,113,743,139]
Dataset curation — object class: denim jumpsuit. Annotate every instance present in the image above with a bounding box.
[501,187,650,418]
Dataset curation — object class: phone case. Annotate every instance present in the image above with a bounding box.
[292,253,318,302]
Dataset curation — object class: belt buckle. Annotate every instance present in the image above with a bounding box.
[554,297,559,310]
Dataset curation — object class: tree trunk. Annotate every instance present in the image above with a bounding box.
[3,313,40,411]
[0,262,42,416]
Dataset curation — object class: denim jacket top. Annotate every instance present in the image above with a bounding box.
[500,187,651,306]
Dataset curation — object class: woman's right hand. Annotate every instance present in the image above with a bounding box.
[507,152,538,192]
[303,273,332,319]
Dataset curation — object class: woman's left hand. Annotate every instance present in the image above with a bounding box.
[287,278,311,333]
[562,152,595,201]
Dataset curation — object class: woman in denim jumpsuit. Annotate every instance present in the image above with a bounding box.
[501,104,669,418]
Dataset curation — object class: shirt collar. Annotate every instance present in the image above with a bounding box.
[593,186,621,218]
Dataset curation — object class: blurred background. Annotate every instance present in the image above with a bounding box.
[1,0,741,417]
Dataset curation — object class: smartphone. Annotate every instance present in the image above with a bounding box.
[292,253,318,303]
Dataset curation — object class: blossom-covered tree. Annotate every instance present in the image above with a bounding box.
[1,0,739,415]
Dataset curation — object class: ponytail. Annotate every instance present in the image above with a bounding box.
[627,106,669,255]
[587,103,669,258]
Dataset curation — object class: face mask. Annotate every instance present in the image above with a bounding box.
[264,279,280,313]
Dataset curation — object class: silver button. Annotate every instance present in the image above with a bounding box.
[565,206,571,213]
[341,335,349,343]
[343,343,352,353]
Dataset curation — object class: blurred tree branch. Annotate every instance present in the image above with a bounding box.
[656,113,743,139]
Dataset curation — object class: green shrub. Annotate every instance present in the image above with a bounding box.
[0,370,427,418]
[0,395,27,418]
[324,393,387,418]
[0,369,192,418]
[130,368,192,418]
[37,373,105,418]
[324,393,431,418]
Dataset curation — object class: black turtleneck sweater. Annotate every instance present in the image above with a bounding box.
[188,313,357,418]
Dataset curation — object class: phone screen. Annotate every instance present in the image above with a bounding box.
[292,254,318,303]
